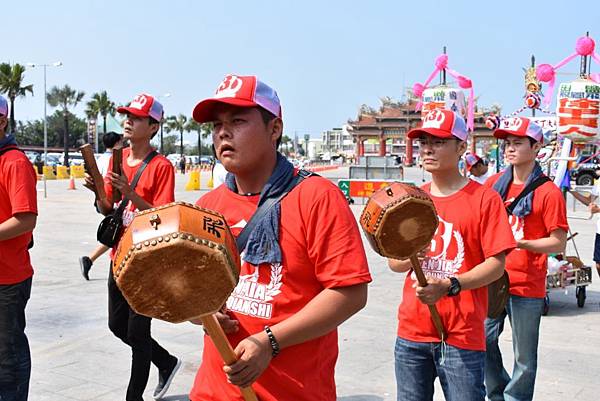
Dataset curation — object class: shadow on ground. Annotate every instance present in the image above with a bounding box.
[544,289,600,317]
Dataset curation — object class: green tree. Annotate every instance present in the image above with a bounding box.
[280,134,292,155]
[46,85,85,165]
[164,114,190,157]
[16,111,87,149]
[161,134,179,156]
[186,120,212,159]
[0,63,34,134]
[85,91,115,135]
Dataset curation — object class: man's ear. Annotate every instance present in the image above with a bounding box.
[0,116,7,131]
[271,118,283,145]
[457,140,468,156]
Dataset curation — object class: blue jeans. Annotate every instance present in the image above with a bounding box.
[485,294,544,401]
[394,337,485,401]
[0,277,32,401]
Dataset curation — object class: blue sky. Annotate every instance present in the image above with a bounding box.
[5,0,600,139]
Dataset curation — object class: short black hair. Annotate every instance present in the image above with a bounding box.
[102,131,122,149]
[148,116,160,138]
[256,107,282,147]
[527,137,539,147]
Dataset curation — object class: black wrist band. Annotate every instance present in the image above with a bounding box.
[264,325,280,357]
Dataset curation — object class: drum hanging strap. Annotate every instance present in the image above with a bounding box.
[112,150,158,216]
[235,169,313,252]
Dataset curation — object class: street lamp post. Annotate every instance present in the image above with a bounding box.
[27,61,62,199]
[157,93,171,154]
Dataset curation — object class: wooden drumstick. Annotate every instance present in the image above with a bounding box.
[201,314,259,401]
[80,144,107,201]
[112,147,123,204]
[410,255,446,341]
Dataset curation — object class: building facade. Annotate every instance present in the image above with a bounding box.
[347,99,493,165]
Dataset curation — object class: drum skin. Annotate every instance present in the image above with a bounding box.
[360,183,438,260]
[113,202,240,323]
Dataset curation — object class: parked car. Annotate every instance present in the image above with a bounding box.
[24,151,40,164]
[58,152,85,166]
[572,154,600,186]
[45,155,61,168]
[166,154,180,166]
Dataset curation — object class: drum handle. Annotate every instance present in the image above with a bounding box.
[409,255,447,341]
[201,314,259,401]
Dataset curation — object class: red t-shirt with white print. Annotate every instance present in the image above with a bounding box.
[397,180,515,351]
[486,173,569,298]
[190,175,372,401]
[104,148,175,259]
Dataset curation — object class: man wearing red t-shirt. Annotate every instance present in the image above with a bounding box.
[485,117,568,401]
[84,94,179,401]
[388,110,515,401]
[188,74,372,401]
[0,94,37,401]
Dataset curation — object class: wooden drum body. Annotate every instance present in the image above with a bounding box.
[360,182,438,260]
[113,201,240,323]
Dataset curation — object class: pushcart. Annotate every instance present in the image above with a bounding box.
[543,231,593,315]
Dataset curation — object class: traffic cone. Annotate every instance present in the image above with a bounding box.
[68,175,76,190]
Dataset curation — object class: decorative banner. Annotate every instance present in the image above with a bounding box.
[557,79,600,143]
[553,138,573,188]
[536,35,600,107]
[87,119,97,147]
[421,87,466,119]
[338,179,398,198]
[413,53,474,130]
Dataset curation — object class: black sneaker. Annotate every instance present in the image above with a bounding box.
[79,256,93,281]
[153,357,181,399]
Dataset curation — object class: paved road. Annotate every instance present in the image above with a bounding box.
[26,167,600,400]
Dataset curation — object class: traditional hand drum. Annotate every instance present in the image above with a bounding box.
[360,183,446,340]
[113,201,257,401]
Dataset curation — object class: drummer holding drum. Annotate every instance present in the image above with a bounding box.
[188,74,372,401]
[387,110,515,401]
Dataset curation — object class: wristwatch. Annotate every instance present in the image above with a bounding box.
[447,277,461,297]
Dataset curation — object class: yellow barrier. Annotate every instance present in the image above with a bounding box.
[70,165,85,178]
[207,175,214,189]
[43,166,56,180]
[185,169,201,191]
[56,165,70,179]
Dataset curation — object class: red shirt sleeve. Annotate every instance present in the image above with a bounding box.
[304,185,372,288]
[479,188,516,258]
[150,162,175,206]
[6,158,38,215]
[542,185,569,233]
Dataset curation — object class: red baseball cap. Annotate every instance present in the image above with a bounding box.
[464,153,483,171]
[407,109,468,141]
[192,74,282,123]
[494,117,543,142]
[117,94,164,121]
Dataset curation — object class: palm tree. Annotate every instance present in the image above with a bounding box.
[165,114,189,158]
[85,91,115,136]
[46,85,85,166]
[0,63,34,134]
[186,120,212,160]
[280,134,292,155]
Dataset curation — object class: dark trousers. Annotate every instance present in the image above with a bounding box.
[108,269,174,401]
[0,277,32,401]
